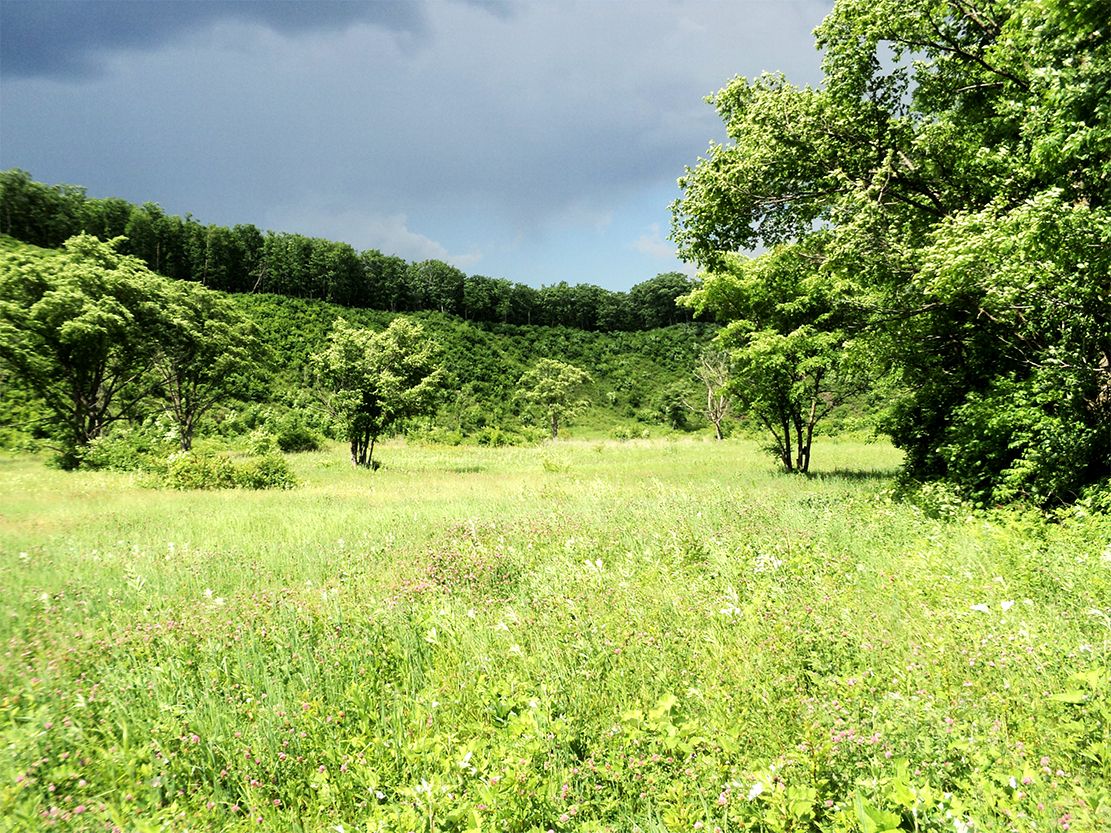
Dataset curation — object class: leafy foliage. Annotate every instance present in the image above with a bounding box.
[672,0,1111,502]
[683,243,869,472]
[0,235,266,466]
[161,451,298,490]
[517,358,593,440]
[314,317,446,467]
[0,235,165,465]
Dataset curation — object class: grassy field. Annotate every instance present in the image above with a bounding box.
[0,438,1108,832]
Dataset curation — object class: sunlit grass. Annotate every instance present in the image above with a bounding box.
[1,438,1107,832]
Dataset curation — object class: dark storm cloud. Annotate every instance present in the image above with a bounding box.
[0,0,429,79]
[0,0,834,285]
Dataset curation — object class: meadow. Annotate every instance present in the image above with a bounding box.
[0,438,1108,832]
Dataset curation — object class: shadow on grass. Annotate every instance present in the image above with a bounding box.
[805,467,900,482]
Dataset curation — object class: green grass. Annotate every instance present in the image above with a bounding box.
[1,438,1108,832]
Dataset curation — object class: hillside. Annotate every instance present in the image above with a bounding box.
[0,235,718,449]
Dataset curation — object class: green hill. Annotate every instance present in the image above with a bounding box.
[0,235,718,449]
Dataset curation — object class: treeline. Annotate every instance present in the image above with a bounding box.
[0,169,695,331]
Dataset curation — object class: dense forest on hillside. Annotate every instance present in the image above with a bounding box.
[0,169,696,331]
[0,235,717,461]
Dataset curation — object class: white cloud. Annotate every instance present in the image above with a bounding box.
[632,223,675,259]
[263,204,482,269]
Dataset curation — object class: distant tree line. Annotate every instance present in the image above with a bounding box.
[0,170,696,331]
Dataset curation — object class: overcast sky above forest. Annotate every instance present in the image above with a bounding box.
[1,0,832,290]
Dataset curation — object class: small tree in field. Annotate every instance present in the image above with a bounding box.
[682,244,866,473]
[693,349,732,440]
[518,358,592,440]
[314,317,444,468]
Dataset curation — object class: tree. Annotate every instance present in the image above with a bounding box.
[671,0,1111,500]
[518,358,592,440]
[314,317,445,468]
[409,259,465,315]
[692,349,732,440]
[682,244,867,472]
[153,281,266,451]
[630,272,695,328]
[0,235,163,465]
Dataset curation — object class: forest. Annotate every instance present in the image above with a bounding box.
[0,169,696,331]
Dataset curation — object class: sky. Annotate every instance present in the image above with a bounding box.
[0,0,833,291]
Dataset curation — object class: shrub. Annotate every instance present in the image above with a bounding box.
[161,451,297,490]
[83,425,174,472]
[234,454,299,489]
[275,422,322,453]
[273,410,324,452]
[245,428,278,455]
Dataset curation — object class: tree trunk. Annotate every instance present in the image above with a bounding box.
[550,413,559,440]
[781,415,793,472]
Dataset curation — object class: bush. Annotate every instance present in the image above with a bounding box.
[235,454,299,489]
[161,451,297,490]
[275,423,322,453]
[82,425,175,472]
[245,428,278,455]
[273,410,325,452]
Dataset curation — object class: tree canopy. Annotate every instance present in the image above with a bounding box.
[314,317,446,468]
[0,235,265,465]
[672,0,1111,502]
[517,359,593,440]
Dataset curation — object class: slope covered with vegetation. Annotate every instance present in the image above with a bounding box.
[0,235,718,458]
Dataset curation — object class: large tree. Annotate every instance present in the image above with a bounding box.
[314,317,445,468]
[672,0,1111,502]
[0,235,164,465]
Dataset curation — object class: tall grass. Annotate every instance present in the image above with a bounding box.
[1,439,1108,832]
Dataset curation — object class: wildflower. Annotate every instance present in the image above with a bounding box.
[1000,600,1015,611]
[747,781,764,800]
[970,603,990,613]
